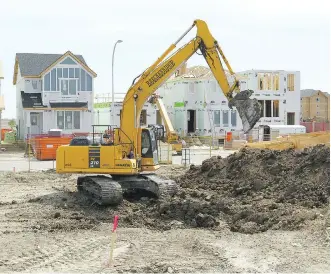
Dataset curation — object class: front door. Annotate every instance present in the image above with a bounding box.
[30,112,41,135]
[287,112,295,125]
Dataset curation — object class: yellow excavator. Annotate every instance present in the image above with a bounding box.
[56,19,262,205]
[147,94,183,155]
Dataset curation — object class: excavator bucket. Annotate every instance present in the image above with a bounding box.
[228,89,262,133]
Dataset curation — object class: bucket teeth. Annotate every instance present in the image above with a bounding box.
[228,89,262,133]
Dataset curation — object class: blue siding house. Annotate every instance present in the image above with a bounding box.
[13,51,97,139]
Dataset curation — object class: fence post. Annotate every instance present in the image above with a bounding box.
[209,136,212,158]
[28,127,31,172]
[167,143,170,164]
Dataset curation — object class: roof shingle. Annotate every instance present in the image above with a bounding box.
[15,53,87,76]
[301,89,330,98]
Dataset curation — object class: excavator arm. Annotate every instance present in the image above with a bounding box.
[148,94,183,154]
[119,19,262,153]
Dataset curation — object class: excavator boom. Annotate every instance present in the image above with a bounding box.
[120,19,261,149]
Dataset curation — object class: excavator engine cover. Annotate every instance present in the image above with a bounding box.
[228,89,262,133]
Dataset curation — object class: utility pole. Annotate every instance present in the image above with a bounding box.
[111,40,123,126]
[0,63,4,145]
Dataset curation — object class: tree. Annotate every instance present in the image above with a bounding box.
[8,119,16,130]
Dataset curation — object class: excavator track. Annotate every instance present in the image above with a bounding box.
[77,176,123,206]
[76,174,178,206]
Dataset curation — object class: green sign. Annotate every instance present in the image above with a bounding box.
[94,102,111,108]
[174,102,185,107]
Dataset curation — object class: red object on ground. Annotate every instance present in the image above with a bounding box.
[1,129,11,141]
[30,136,72,160]
[226,131,232,142]
[112,215,119,232]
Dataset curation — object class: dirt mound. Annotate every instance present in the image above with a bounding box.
[9,145,329,235]
[154,145,330,233]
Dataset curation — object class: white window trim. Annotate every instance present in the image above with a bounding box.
[56,110,81,130]
[59,78,79,96]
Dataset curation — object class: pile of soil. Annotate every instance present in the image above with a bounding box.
[21,145,330,235]
[151,144,330,233]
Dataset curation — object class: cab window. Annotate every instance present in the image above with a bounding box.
[141,130,151,156]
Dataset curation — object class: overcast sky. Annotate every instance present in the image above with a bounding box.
[0,0,330,119]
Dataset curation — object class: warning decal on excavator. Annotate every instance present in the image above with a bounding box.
[89,147,100,168]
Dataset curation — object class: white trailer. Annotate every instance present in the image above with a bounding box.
[258,125,306,141]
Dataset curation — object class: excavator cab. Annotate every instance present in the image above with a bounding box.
[141,127,159,166]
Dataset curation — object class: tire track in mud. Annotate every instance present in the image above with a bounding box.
[1,234,126,272]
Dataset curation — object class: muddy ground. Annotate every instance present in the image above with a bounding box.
[0,145,330,273]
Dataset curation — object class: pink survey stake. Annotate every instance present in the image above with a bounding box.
[112,215,119,232]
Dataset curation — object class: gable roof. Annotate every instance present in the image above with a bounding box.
[13,51,97,85]
[301,89,330,98]
[301,89,318,97]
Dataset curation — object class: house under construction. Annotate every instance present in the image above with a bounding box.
[93,63,301,138]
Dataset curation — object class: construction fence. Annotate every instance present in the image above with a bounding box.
[12,132,241,172]
[300,122,330,133]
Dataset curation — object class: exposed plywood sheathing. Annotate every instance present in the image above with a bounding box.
[174,63,231,79]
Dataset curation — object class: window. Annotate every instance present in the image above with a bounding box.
[258,73,280,91]
[32,80,38,90]
[69,68,75,78]
[81,69,86,91]
[231,110,237,127]
[140,110,147,126]
[60,78,78,96]
[258,100,279,117]
[44,73,50,91]
[57,111,80,130]
[213,110,220,126]
[211,81,217,92]
[273,100,279,117]
[51,68,56,91]
[141,130,151,156]
[75,68,81,91]
[188,82,194,94]
[45,67,92,92]
[57,68,62,91]
[86,74,92,91]
[287,74,295,91]
[316,98,320,102]
[63,68,68,78]
[265,100,272,117]
[222,110,229,126]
